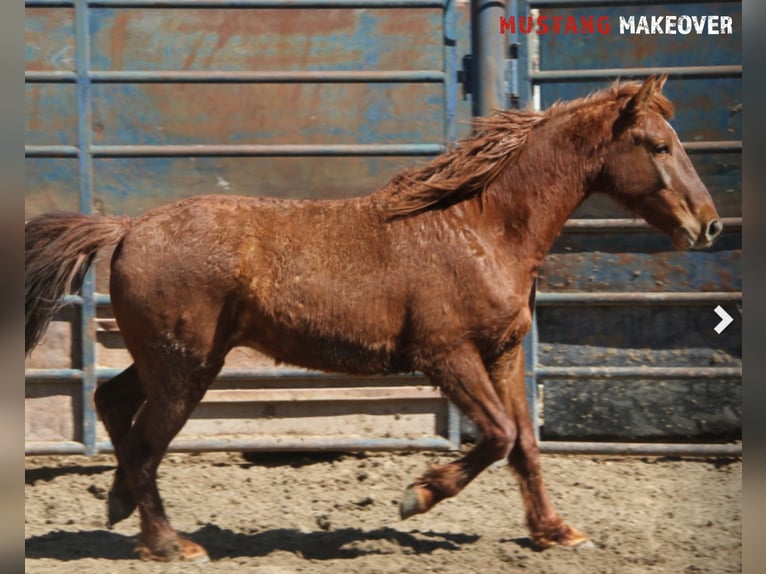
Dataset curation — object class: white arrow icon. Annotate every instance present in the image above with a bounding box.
[713,305,733,334]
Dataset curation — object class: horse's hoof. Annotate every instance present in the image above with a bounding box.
[107,489,136,527]
[137,537,210,563]
[533,525,590,549]
[558,526,590,548]
[399,484,432,520]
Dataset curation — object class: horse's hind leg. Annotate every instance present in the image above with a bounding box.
[400,344,516,518]
[492,347,588,548]
[118,358,223,562]
[93,364,145,526]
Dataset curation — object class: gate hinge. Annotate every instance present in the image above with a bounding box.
[457,54,473,100]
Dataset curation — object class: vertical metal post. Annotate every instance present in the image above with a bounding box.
[444,0,460,449]
[515,0,532,108]
[523,282,540,441]
[514,0,539,440]
[505,0,520,109]
[75,0,97,455]
[470,0,507,116]
[443,0,458,144]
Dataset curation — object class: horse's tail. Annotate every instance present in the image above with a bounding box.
[25,212,132,356]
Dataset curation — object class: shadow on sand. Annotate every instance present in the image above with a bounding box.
[26,525,484,561]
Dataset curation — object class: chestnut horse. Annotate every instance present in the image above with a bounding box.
[25,76,722,561]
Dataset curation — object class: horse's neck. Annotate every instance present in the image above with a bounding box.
[481,125,601,267]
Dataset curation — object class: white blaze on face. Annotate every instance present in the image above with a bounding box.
[653,119,688,188]
[659,119,700,247]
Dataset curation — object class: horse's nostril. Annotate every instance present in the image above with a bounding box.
[707,219,723,239]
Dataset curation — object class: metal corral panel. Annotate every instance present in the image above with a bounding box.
[516,0,741,446]
[25,0,469,454]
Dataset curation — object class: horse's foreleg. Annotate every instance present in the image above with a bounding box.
[400,344,516,519]
[492,347,588,548]
[118,361,221,563]
[94,364,145,526]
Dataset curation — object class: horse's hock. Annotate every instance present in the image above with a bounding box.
[25,1,741,456]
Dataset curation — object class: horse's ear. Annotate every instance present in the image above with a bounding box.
[625,75,657,116]
[655,73,669,93]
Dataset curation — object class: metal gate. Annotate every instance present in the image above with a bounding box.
[25,0,742,456]
[512,0,742,456]
[25,0,465,455]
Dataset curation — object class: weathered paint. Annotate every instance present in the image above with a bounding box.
[25,3,475,222]
[543,379,741,442]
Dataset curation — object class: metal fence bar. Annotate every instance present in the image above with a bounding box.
[27,435,458,456]
[26,143,446,158]
[26,71,78,83]
[95,70,446,83]
[539,441,741,457]
[27,0,447,7]
[26,438,741,457]
[73,0,99,456]
[25,145,80,157]
[55,290,743,309]
[443,0,458,143]
[26,368,84,381]
[25,367,427,381]
[91,143,446,157]
[26,71,446,84]
[535,291,742,305]
[684,141,742,153]
[531,65,742,83]
[25,363,744,383]
[24,141,741,158]
[537,366,742,379]
[523,287,540,441]
[563,216,742,232]
[441,0,460,449]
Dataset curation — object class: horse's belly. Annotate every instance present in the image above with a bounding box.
[246,331,407,376]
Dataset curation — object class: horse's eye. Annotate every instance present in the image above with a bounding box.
[654,144,670,155]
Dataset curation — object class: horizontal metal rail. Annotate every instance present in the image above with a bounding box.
[26,435,458,455]
[537,366,741,379]
[683,140,741,153]
[528,0,741,6]
[26,0,447,8]
[26,364,742,384]
[562,216,742,232]
[25,143,446,158]
[539,441,741,457]
[531,65,742,83]
[25,367,426,381]
[535,291,742,305]
[51,290,742,311]
[26,70,446,84]
[24,438,741,457]
[24,144,743,161]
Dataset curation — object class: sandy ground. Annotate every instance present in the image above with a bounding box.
[25,450,741,573]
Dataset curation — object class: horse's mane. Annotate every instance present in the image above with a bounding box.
[384,80,674,218]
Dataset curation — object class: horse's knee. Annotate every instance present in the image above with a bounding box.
[485,419,517,461]
[508,428,541,469]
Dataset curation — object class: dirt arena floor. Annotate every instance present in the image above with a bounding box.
[25,449,741,573]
